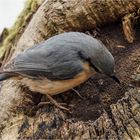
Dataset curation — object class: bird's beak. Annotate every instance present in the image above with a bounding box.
[110,75,120,84]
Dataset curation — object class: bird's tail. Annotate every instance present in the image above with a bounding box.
[0,71,16,81]
[0,73,13,81]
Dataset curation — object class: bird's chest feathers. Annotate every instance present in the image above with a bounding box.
[21,63,95,96]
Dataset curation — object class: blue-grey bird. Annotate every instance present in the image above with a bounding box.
[0,32,120,110]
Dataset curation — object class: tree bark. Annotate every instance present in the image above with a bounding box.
[0,0,140,139]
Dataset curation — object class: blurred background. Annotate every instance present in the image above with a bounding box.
[0,0,26,34]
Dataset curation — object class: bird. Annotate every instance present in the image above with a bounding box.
[0,32,120,111]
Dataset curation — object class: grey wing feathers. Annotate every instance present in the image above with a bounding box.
[4,33,86,80]
[3,32,95,80]
[11,60,83,80]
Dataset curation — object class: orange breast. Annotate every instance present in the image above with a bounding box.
[22,62,96,96]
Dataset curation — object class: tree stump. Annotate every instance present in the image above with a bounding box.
[0,0,140,139]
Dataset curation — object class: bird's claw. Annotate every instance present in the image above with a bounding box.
[38,94,71,113]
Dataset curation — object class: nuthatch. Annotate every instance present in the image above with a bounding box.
[0,32,120,110]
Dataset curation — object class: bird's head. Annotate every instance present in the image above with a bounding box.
[87,41,120,84]
[90,56,120,84]
[91,57,120,84]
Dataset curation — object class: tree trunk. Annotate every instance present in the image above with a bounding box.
[0,0,140,139]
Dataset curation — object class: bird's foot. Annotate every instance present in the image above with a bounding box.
[38,94,71,113]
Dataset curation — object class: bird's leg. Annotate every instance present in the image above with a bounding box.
[72,88,84,99]
[38,94,70,112]
[46,94,70,111]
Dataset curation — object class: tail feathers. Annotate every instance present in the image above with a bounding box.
[0,73,13,81]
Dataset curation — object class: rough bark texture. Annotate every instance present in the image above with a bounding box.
[0,0,140,139]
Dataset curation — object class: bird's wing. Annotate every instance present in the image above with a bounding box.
[3,47,84,80]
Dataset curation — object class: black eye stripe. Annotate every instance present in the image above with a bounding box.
[87,59,99,72]
[78,51,99,72]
